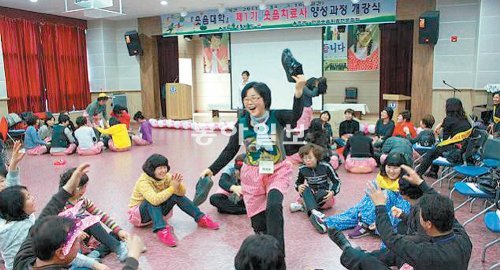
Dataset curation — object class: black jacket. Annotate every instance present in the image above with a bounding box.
[376,182,472,270]
[339,120,360,137]
[343,133,373,159]
[295,161,341,195]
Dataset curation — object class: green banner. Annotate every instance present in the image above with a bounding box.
[161,0,396,36]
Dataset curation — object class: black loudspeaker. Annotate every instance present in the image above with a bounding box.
[419,11,439,45]
[124,30,143,56]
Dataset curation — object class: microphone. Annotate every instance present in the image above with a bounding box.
[442,80,461,97]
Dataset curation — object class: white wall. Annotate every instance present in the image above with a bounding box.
[475,0,500,89]
[87,19,140,92]
[433,0,479,89]
[0,36,7,98]
[433,0,500,90]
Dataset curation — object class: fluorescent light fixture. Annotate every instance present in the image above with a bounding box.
[180,8,188,17]
[160,1,167,5]
[30,0,38,2]
[351,0,360,3]
[304,0,311,6]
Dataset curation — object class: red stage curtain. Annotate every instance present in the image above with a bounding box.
[41,23,90,112]
[0,17,44,113]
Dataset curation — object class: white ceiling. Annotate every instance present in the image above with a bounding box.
[0,0,297,21]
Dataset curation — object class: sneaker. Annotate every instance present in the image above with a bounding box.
[289,202,304,213]
[156,227,177,247]
[197,215,220,230]
[347,222,371,239]
[281,48,303,83]
[193,176,214,206]
[311,209,325,219]
[115,241,128,262]
[327,227,352,251]
[309,214,327,234]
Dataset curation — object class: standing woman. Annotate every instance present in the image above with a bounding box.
[199,76,305,253]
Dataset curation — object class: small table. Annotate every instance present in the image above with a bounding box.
[323,103,370,119]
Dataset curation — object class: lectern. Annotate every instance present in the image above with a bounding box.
[165,83,193,120]
[382,94,411,119]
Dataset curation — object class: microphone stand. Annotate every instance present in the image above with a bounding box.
[442,80,461,97]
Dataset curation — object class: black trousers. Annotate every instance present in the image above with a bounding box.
[209,193,247,215]
[416,144,455,176]
[250,189,285,254]
[85,223,120,256]
[340,247,390,270]
[302,187,328,214]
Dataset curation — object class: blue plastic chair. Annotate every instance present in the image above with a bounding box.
[481,210,500,269]
[452,182,496,227]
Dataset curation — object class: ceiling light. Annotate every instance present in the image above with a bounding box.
[160,1,167,6]
[30,0,38,2]
[218,4,226,14]
[304,0,311,6]
[259,1,266,11]
[180,8,188,17]
[351,0,360,3]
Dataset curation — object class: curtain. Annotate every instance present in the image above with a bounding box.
[0,17,44,113]
[379,21,414,111]
[157,36,179,117]
[41,23,90,112]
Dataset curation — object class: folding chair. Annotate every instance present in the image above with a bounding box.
[482,138,500,169]
[481,209,500,269]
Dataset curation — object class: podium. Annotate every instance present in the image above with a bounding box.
[382,94,411,119]
[165,83,193,120]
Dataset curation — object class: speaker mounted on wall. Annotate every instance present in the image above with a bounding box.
[418,11,439,45]
[124,30,143,56]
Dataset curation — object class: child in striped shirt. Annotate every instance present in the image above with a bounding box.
[58,168,130,262]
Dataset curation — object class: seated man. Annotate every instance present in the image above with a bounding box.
[328,165,472,270]
[13,164,144,270]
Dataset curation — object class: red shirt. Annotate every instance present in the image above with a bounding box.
[393,121,416,138]
[111,110,131,130]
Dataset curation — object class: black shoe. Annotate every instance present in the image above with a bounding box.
[327,227,352,251]
[192,176,214,206]
[281,48,303,83]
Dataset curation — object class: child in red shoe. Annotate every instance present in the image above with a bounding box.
[128,154,219,247]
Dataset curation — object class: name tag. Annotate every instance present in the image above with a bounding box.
[259,160,274,174]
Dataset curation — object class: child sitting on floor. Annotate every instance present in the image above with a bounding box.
[209,154,247,215]
[96,117,131,152]
[111,105,131,130]
[58,168,129,262]
[74,116,104,156]
[127,154,219,247]
[290,144,341,232]
[37,113,55,142]
[50,114,77,155]
[131,111,153,146]
[24,115,48,155]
